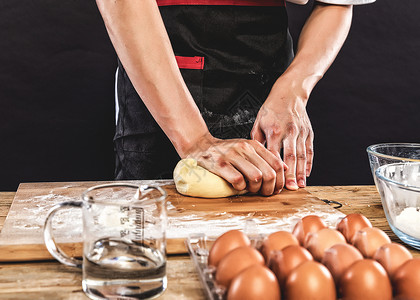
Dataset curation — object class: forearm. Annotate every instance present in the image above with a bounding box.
[278,3,353,100]
[96,0,209,157]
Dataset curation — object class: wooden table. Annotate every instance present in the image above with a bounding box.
[0,186,419,299]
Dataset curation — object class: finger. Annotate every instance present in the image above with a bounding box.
[295,134,307,188]
[229,155,263,194]
[251,126,266,145]
[252,139,282,169]
[254,137,285,193]
[273,164,285,194]
[200,160,247,191]
[265,129,282,158]
[282,135,299,191]
[243,147,277,196]
[306,132,314,177]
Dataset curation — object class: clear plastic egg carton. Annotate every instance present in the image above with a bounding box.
[185,219,263,300]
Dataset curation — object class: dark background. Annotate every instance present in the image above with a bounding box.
[0,1,419,191]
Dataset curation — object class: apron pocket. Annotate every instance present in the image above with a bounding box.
[175,56,204,70]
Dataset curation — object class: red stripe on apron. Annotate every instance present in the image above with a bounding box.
[175,56,205,70]
[158,0,285,6]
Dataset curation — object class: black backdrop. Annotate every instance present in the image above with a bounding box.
[0,1,419,191]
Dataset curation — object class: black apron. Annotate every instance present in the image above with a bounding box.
[115,0,294,180]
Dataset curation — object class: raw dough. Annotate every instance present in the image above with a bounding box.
[173,158,247,198]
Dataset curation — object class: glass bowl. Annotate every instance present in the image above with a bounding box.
[367,143,420,176]
[375,162,420,250]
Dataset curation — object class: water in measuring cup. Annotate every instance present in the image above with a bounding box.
[82,237,167,300]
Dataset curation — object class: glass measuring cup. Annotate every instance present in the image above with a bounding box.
[43,183,167,300]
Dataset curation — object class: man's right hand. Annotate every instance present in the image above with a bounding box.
[184,133,287,196]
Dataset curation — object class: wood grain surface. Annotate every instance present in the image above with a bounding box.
[0,181,342,262]
[1,185,419,299]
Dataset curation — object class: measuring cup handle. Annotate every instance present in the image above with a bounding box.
[140,185,167,200]
[43,201,83,268]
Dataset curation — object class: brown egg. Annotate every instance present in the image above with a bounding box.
[321,243,363,285]
[227,265,280,300]
[392,258,420,300]
[304,228,346,261]
[337,213,372,243]
[292,215,327,246]
[269,245,313,288]
[260,231,299,263]
[352,227,391,258]
[285,260,336,300]
[339,259,392,300]
[373,243,413,277]
[215,246,264,288]
[208,230,250,267]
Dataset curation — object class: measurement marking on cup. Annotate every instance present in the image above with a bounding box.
[133,207,144,242]
[120,206,129,212]
[120,217,129,225]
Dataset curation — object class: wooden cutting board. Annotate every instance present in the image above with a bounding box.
[0,180,344,262]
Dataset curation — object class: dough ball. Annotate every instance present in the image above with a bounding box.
[173,158,246,198]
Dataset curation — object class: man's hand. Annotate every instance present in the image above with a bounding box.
[250,3,352,190]
[185,133,287,195]
[251,82,313,190]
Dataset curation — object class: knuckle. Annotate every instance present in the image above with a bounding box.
[249,139,262,148]
[266,126,278,137]
[263,170,276,182]
[247,139,258,148]
[225,146,238,157]
[247,182,260,192]
[272,159,283,172]
[231,174,244,185]
[285,153,296,162]
[237,141,250,152]
[306,147,314,156]
[216,160,229,169]
[300,127,309,137]
[306,152,314,159]
[297,153,307,161]
[214,156,226,166]
[286,122,298,137]
[251,171,263,183]
[308,126,314,135]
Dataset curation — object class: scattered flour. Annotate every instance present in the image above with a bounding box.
[166,202,343,239]
[1,181,344,246]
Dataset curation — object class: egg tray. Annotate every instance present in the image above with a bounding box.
[186,220,264,300]
[185,224,383,300]
[186,233,224,300]
[187,233,265,300]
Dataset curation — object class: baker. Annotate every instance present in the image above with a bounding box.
[96,0,374,196]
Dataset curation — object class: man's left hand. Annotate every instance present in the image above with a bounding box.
[251,81,314,190]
